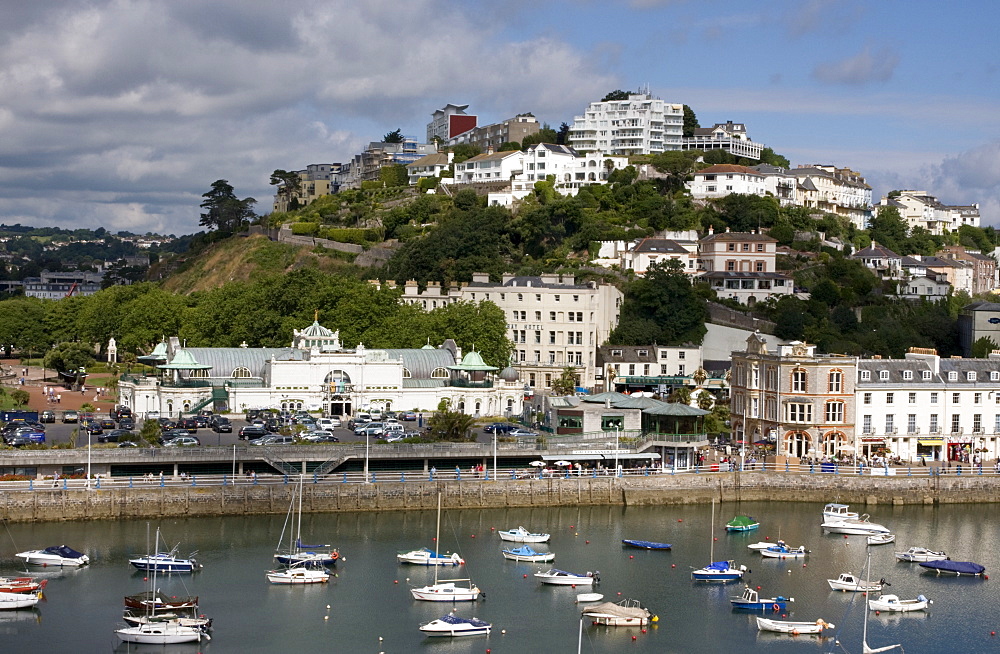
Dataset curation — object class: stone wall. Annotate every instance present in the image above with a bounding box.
[2,473,999,523]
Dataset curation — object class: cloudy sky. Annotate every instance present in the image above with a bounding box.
[2,0,999,235]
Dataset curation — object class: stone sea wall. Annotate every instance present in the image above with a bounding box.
[2,472,999,523]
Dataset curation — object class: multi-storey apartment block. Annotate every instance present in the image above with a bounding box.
[568,93,683,155]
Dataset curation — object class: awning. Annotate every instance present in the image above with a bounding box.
[918,437,944,446]
[541,453,661,462]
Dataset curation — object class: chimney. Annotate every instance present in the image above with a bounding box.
[486,146,494,155]
[707,225,714,235]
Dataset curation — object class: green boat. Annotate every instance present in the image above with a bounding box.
[726,515,760,532]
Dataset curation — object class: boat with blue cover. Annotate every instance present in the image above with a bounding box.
[621,539,672,550]
[730,586,793,611]
[918,560,985,576]
[692,560,747,582]
[419,614,491,637]
[130,551,201,573]
[502,546,555,563]
[759,542,807,559]
[16,545,89,567]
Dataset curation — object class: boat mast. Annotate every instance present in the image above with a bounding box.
[433,491,442,586]
[296,474,304,554]
[709,498,715,561]
[862,550,901,653]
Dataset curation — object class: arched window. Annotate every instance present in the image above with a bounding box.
[232,367,252,378]
[325,370,352,384]
[189,369,209,378]
[401,367,411,378]
[588,172,596,181]
[823,431,846,457]
[784,431,811,458]
[431,367,449,378]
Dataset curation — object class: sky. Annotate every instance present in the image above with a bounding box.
[2,0,1000,236]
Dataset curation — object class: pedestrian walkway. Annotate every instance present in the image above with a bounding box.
[0,358,116,414]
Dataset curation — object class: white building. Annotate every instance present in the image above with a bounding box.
[698,229,794,305]
[751,164,799,206]
[618,237,699,276]
[392,273,623,391]
[850,242,903,279]
[568,93,684,155]
[874,190,980,235]
[406,152,453,185]
[688,164,766,200]
[682,121,764,160]
[898,274,951,301]
[791,165,872,230]
[118,325,524,420]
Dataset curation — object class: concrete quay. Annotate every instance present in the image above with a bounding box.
[2,470,999,523]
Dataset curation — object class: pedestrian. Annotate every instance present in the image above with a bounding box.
[56,394,61,404]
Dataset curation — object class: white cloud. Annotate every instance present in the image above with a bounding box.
[812,45,900,85]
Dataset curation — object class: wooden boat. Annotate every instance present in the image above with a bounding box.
[759,543,807,559]
[726,515,759,532]
[410,493,481,602]
[918,560,985,576]
[16,545,89,567]
[534,569,598,585]
[498,526,550,543]
[827,572,885,592]
[895,547,948,562]
[0,577,46,594]
[419,614,491,637]
[621,539,672,550]
[0,590,42,610]
[730,586,793,611]
[868,594,930,612]
[502,545,555,563]
[867,533,896,546]
[756,617,834,634]
[581,599,655,626]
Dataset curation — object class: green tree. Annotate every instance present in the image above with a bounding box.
[9,389,29,407]
[270,169,302,211]
[139,419,161,446]
[426,402,478,442]
[199,180,256,233]
[667,387,692,405]
[868,206,908,253]
[0,298,48,357]
[971,336,999,358]
[521,125,559,148]
[758,147,790,168]
[550,367,578,396]
[497,141,520,152]
[602,90,631,101]
[43,342,94,374]
[383,128,404,143]
[378,164,409,188]
[449,144,481,164]
[682,104,699,137]
[609,260,708,346]
[556,122,570,145]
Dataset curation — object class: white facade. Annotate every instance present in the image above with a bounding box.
[698,229,794,305]
[406,152,453,185]
[898,275,951,300]
[791,165,872,230]
[682,121,764,160]
[391,273,623,390]
[568,93,683,155]
[878,191,980,234]
[688,164,766,200]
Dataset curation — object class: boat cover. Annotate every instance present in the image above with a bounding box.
[43,545,86,559]
[545,569,582,577]
[704,561,732,571]
[581,601,650,619]
[507,546,541,556]
[436,614,490,627]
[622,540,672,549]
[919,560,985,574]
[727,516,758,527]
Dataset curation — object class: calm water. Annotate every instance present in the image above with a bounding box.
[2,501,999,653]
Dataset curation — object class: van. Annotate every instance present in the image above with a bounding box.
[369,408,383,420]
[383,423,405,436]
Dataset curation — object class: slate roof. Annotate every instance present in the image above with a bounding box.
[465,276,591,290]
[632,238,689,254]
[700,231,777,243]
[695,164,763,176]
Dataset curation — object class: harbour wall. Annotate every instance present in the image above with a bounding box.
[3,472,1000,523]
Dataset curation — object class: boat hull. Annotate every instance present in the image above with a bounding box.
[895,548,947,562]
[397,549,463,566]
[760,547,806,559]
[867,595,928,612]
[502,552,555,563]
[266,569,329,584]
[410,581,480,601]
[726,524,759,532]
[0,591,41,610]
[692,570,743,582]
[16,552,89,567]
[129,557,199,573]
[622,540,672,550]
[821,521,890,535]
[116,624,204,644]
[419,619,491,636]
[535,572,594,585]
[732,599,789,611]
[867,534,896,546]
[274,553,338,567]
[827,578,883,592]
[756,617,831,634]
[498,528,550,543]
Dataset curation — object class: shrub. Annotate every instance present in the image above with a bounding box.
[291,222,319,236]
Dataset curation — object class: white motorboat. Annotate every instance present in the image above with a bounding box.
[534,569,598,585]
[0,590,42,610]
[16,545,89,567]
[867,533,896,546]
[397,547,464,566]
[410,493,481,602]
[895,547,948,562]
[497,526,550,543]
[821,515,890,535]
[748,541,779,550]
[827,572,885,592]
[116,621,207,644]
[823,503,859,521]
[130,551,202,573]
[581,599,655,626]
[576,593,604,603]
[756,617,834,635]
[759,543,807,559]
[868,594,930,612]
[501,546,555,563]
[266,562,330,585]
[419,614,491,637]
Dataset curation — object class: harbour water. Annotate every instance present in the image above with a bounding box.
[2,501,999,653]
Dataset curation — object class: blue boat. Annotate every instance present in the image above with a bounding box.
[692,560,746,582]
[129,552,201,573]
[621,540,672,550]
[919,560,986,576]
[730,586,793,611]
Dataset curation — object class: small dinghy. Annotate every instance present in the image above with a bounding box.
[827,572,886,592]
[534,569,598,585]
[576,593,604,603]
[867,533,896,546]
[498,526,550,543]
[756,617,834,635]
[868,594,930,612]
[501,546,554,563]
[726,515,759,532]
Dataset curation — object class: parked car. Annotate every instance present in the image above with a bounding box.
[7,429,45,444]
[508,428,538,438]
[239,425,269,440]
[400,411,418,421]
[382,423,405,436]
[62,410,79,423]
[118,440,138,448]
[39,410,56,424]
[485,422,517,434]
[317,417,341,430]
[5,435,37,447]
[159,428,191,443]
[84,421,103,436]
[354,422,384,437]
[249,434,296,446]
[300,431,339,443]
[347,413,373,430]
[193,415,210,428]
[99,429,134,444]
[118,417,135,430]
[164,435,200,447]
[99,418,116,430]
[178,418,199,432]
[211,418,232,433]
[112,406,133,421]
[401,430,422,439]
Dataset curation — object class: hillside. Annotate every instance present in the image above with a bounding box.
[160,234,358,295]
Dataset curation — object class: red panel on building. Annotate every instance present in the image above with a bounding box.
[449,114,477,138]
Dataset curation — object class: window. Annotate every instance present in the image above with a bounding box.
[791,369,807,392]
[554,295,560,302]
[922,370,932,380]
[757,243,765,252]
[948,371,958,381]
[661,364,668,375]
[401,367,411,378]
[637,349,648,357]
[975,392,982,405]
[573,295,579,302]
[536,294,541,302]
[678,364,685,375]
[885,415,895,433]
[601,415,624,431]
[992,371,1000,382]
[930,392,938,404]
[968,371,977,381]
[787,403,812,422]
[863,415,872,433]
[755,261,764,272]
[517,293,523,302]
[973,414,983,433]
[886,393,894,405]
[861,370,871,380]
[908,414,917,433]
[611,349,623,357]
[628,364,635,375]
[863,392,872,405]
[879,370,889,381]
[535,311,541,320]
[828,371,842,393]
[909,392,916,404]
[902,370,913,380]
[549,311,556,321]
[995,414,1000,433]
[678,351,686,360]
[929,414,939,432]
[951,414,961,432]
[232,367,252,378]
[549,331,556,344]
[825,401,844,423]
[952,393,960,404]
[534,331,541,344]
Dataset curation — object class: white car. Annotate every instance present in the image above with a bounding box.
[317,418,341,430]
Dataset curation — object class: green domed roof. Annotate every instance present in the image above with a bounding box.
[448,350,498,372]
